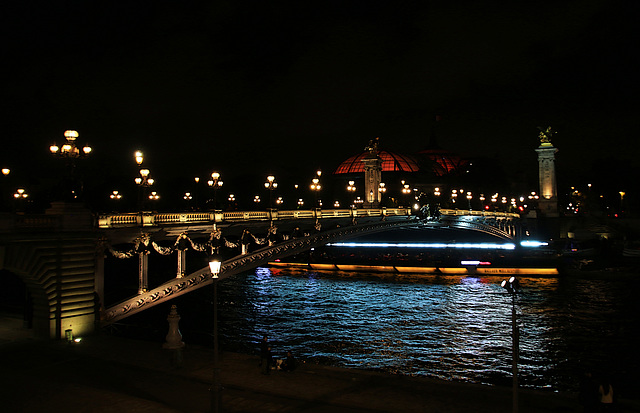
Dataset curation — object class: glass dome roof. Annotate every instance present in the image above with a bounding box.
[334,150,420,174]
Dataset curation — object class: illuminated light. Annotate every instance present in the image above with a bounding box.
[74,338,82,343]
[2,168,10,175]
[310,263,339,270]
[477,268,558,275]
[83,146,92,154]
[520,240,549,247]
[64,130,79,139]
[49,144,59,153]
[461,260,491,266]
[209,256,222,278]
[326,242,516,250]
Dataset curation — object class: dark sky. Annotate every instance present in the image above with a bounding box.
[2,1,638,191]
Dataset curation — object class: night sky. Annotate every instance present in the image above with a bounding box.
[2,1,638,201]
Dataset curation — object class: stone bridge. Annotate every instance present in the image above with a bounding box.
[0,202,520,339]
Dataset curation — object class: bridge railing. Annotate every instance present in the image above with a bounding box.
[97,207,413,228]
[439,209,520,219]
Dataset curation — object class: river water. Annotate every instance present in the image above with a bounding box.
[114,266,640,395]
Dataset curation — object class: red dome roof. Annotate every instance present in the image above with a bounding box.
[334,150,420,174]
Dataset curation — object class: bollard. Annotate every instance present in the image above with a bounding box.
[163,305,185,366]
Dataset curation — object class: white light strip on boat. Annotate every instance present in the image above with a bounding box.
[326,242,516,250]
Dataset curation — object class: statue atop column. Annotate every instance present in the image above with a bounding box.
[537,126,554,146]
[535,126,559,217]
[364,137,380,154]
[362,137,382,208]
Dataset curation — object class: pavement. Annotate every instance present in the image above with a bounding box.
[2,316,639,413]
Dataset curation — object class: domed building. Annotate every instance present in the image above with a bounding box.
[332,130,470,208]
[334,148,420,174]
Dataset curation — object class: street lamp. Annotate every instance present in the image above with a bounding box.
[466,191,472,210]
[310,177,321,208]
[13,188,28,199]
[135,167,155,211]
[264,175,278,209]
[1,168,10,211]
[378,182,387,207]
[183,192,193,210]
[401,181,411,207]
[49,130,92,200]
[13,188,29,212]
[207,172,223,211]
[208,255,223,413]
[501,276,520,413]
[228,193,236,210]
[50,130,92,158]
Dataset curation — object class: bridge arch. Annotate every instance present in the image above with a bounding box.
[1,234,98,339]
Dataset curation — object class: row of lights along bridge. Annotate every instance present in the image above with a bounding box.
[2,130,623,216]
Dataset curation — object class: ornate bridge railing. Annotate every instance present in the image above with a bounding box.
[97,207,411,228]
[101,217,414,325]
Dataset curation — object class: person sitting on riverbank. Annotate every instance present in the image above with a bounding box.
[281,351,297,372]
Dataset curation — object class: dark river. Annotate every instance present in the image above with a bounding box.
[112,266,640,396]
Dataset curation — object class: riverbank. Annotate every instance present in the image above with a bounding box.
[2,322,639,413]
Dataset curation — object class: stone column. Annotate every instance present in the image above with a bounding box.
[138,252,148,294]
[177,249,186,278]
[363,141,382,209]
[535,142,559,217]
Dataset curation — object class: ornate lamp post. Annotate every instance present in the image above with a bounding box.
[110,190,122,211]
[264,175,278,210]
[310,177,321,208]
[501,276,520,413]
[207,172,223,211]
[466,191,473,210]
[134,167,155,211]
[401,181,411,207]
[378,182,387,207]
[13,188,29,211]
[209,256,223,413]
[347,180,356,207]
[49,130,92,201]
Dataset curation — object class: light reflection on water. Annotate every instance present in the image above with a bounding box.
[212,267,639,392]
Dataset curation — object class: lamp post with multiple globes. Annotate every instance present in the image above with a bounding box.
[49,130,92,201]
[310,170,322,208]
[264,175,278,210]
[207,172,223,211]
[347,180,356,207]
[401,181,411,207]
